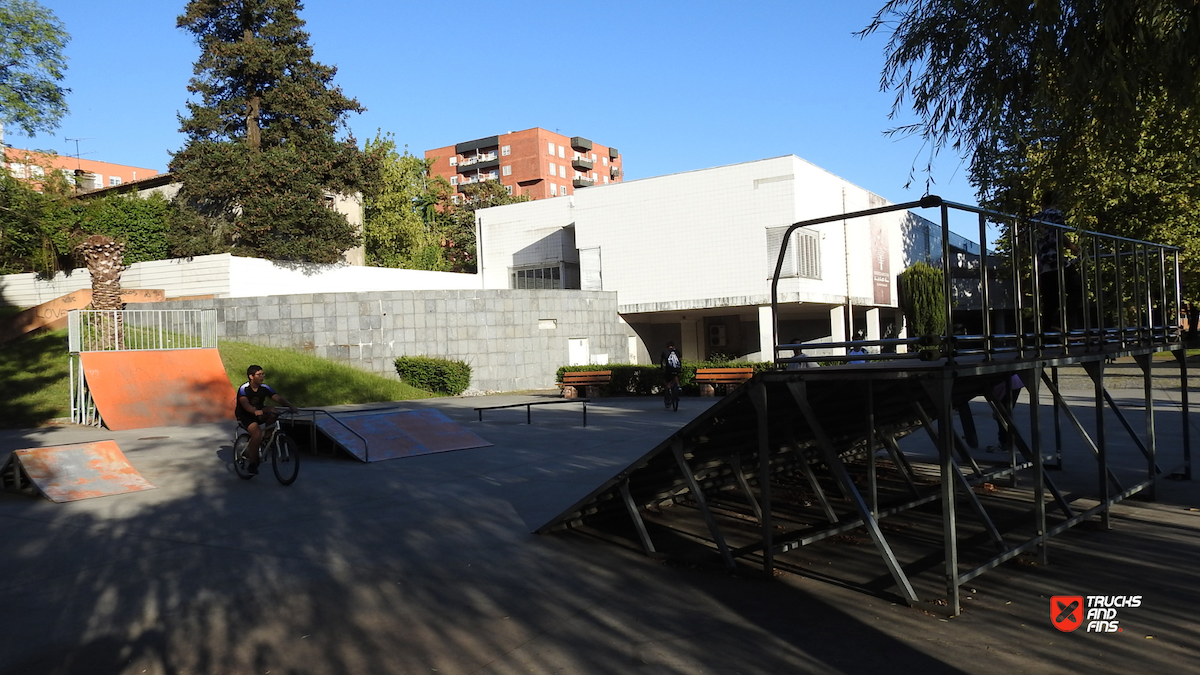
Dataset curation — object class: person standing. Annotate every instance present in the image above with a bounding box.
[660,341,682,408]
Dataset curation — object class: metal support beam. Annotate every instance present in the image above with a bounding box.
[671,441,736,568]
[750,383,773,575]
[729,454,763,522]
[866,381,878,515]
[1173,349,1193,480]
[880,433,921,498]
[619,479,656,555]
[1038,374,1125,493]
[785,433,840,525]
[1134,354,1157,501]
[789,381,921,607]
[1082,361,1111,530]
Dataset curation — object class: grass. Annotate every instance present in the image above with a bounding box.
[0,334,436,428]
[218,341,435,407]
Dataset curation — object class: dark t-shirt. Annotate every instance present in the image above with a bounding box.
[235,382,277,422]
[660,348,682,374]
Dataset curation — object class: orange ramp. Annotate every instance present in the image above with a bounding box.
[80,348,234,430]
[1,440,156,502]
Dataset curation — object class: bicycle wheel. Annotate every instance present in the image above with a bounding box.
[232,433,254,480]
[272,432,300,485]
[672,385,680,411]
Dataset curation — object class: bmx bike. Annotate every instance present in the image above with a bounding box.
[232,414,300,485]
[663,378,681,412]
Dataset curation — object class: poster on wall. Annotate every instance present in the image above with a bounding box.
[871,216,891,304]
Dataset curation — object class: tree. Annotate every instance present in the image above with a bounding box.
[172,0,379,263]
[362,133,447,270]
[435,180,530,273]
[0,0,69,136]
[862,0,1200,295]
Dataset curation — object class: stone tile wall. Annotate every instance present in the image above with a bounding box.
[144,289,627,392]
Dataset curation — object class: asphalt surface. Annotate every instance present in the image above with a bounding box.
[1,389,1198,675]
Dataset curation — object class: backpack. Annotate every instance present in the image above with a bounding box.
[666,350,680,369]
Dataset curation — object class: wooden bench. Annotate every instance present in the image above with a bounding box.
[558,370,611,399]
[694,367,754,396]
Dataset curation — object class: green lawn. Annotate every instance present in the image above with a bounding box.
[0,334,435,428]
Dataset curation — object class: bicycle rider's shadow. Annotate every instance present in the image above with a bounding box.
[215,444,238,472]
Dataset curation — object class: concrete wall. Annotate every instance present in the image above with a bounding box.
[142,289,627,393]
[0,253,481,308]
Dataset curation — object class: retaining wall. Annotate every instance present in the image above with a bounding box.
[143,289,628,393]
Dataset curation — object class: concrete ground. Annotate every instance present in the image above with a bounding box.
[0,388,1198,675]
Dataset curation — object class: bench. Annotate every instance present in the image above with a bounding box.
[694,367,754,396]
[558,370,611,399]
[474,398,592,426]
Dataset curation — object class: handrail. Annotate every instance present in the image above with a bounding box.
[769,195,1183,365]
[301,408,371,462]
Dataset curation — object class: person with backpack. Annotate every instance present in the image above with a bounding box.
[660,341,683,409]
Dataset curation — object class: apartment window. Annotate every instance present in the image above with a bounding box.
[109,176,121,186]
[502,165,511,176]
[551,183,558,196]
[602,156,608,166]
[560,164,566,177]
[574,171,581,180]
[449,156,457,166]
[451,195,459,204]
[28,165,44,178]
[562,186,569,196]
[501,145,511,156]
[8,163,26,179]
[450,176,458,186]
[591,153,597,162]
[505,184,513,195]
[549,163,557,177]
[603,176,608,184]
[548,142,555,155]
[557,145,565,158]
[512,265,562,290]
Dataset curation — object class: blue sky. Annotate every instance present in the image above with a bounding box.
[13,1,978,213]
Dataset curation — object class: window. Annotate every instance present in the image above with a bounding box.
[574,172,581,180]
[560,164,566,176]
[29,165,44,178]
[449,156,457,166]
[549,163,557,177]
[450,176,458,186]
[766,227,822,279]
[502,165,511,176]
[562,186,569,195]
[573,152,581,161]
[8,163,25,179]
[557,145,565,158]
[505,184,513,195]
[550,183,558,196]
[451,195,459,204]
[591,153,597,162]
[548,142,555,155]
[602,156,608,166]
[109,176,121,186]
[501,145,511,156]
[603,176,608,184]
[512,266,562,289]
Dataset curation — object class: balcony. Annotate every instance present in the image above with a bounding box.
[572,178,595,188]
[570,136,593,151]
[608,147,619,159]
[457,154,499,173]
[610,166,621,179]
[571,157,594,171]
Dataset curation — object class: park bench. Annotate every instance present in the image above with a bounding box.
[694,367,754,396]
[559,370,611,399]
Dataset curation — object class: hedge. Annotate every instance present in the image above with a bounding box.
[556,360,779,396]
[394,356,471,395]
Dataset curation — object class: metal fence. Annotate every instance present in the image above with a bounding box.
[68,309,218,425]
[771,195,1183,363]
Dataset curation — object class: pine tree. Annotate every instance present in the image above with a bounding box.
[172,0,379,263]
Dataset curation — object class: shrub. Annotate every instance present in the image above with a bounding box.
[898,261,946,337]
[394,356,471,395]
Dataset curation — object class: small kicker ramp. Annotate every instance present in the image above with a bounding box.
[81,348,233,430]
[314,408,492,462]
[1,440,156,502]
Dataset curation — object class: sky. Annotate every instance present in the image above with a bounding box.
[10,1,980,224]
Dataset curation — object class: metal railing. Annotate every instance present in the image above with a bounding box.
[771,196,1183,365]
[68,309,218,353]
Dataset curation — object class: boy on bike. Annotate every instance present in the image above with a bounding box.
[660,341,682,409]
[236,365,298,475]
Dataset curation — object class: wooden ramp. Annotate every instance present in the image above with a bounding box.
[80,348,233,430]
[1,440,156,502]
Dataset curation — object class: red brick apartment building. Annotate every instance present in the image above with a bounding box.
[425,127,622,201]
[4,146,159,193]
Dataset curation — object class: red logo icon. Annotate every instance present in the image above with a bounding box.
[1051,595,1085,632]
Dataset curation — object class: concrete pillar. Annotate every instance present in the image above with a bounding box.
[866,308,880,353]
[829,305,847,355]
[681,318,700,362]
[758,305,775,362]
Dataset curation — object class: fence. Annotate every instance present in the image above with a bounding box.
[68,309,218,425]
[772,196,1183,363]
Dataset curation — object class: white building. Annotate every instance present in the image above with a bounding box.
[476,155,966,363]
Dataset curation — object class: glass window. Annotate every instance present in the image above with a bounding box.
[549,163,556,177]
[505,184,513,195]
[550,183,558,196]
[501,145,511,156]
[602,156,608,166]
[502,165,511,176]
[557,145,565,158]
[450,176,458,186]
[449,156,457,166]
[548,142,555,155]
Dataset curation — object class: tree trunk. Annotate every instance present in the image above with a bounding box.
[75,235,126,349]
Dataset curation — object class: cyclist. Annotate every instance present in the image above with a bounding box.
[235,365,298,475]
[660,341,682,408]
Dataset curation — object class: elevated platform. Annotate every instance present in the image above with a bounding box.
[0,440,156,502]
[540,342,1191,615]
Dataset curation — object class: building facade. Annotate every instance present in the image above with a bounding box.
[3,146,159,193]
[425,128,623,201]
[475,156,974,365]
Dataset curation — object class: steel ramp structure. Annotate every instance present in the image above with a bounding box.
[79,348,233,430]
[1,440,156,502]
[541,195,1192,617]
[286,408,492,462]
